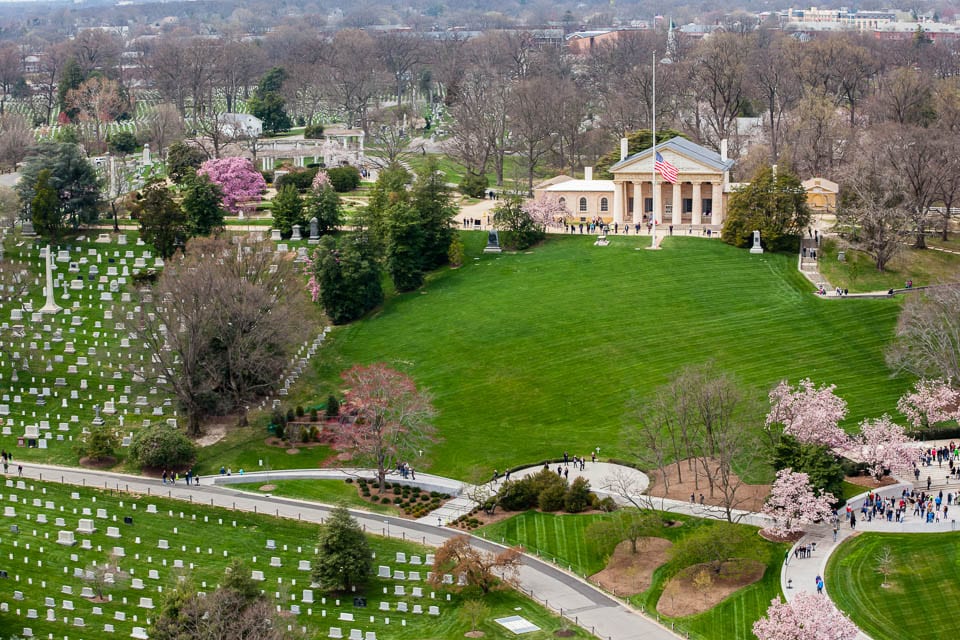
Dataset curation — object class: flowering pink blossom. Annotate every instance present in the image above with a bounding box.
[198,156,266,214]
[522,195,568,227]
[753,593,859,640]
[312,170,332,191]
[761,469,835,537]
[897,378,959,430]
[853,415,916,480]
[766,379,850,449]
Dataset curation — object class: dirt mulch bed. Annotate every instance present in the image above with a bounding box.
[79,456,117,469]
[657,559,766,617]
[263,437,329,450]
[589,538,673,596]
[844,474,898,489]
[647,458,771,513]
[758,529,804,543]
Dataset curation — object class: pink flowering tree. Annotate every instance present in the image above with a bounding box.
[312,169,332,191]
[753,593,859,640]
[766,379,850,449]
[522,195,568,230]
[198,157,267,214]
[854,415,916,481]
[761,469,835,537]
[897,378,959,431]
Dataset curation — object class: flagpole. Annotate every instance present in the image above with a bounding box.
[651,50,657,249]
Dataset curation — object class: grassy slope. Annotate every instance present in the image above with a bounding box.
[316,233,908,479]
[818,237,960,292]
[230,479,400,515]
[479,511,786,640]
[827,532,960,640]
[0,479,587,640]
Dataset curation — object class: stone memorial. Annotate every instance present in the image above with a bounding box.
[309,217,320,243]
[483,230,502,254]
[270,228,282,242]
[749,230,764,254]
[291,224,302,241]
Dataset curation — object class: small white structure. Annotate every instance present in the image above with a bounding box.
[222,113,263,139]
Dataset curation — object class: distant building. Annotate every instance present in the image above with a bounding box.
[802,177,838,213]
[222,114,263,139]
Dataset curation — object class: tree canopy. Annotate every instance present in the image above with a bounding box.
[17,141,99,233]
[721,165,810,252]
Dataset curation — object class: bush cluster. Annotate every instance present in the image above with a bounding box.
[327,166,362,192]
[459,173,488,198]
[497,470,598,514]
[304,124,325,139]
[354,479,449,517]
[129,424,196,470]
[275,167,319,192]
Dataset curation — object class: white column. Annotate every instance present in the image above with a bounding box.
[692,181,702,226]
[612,181,624,224]
[712,182,724,226]
[632,181,643,224]
[672,182,682,226]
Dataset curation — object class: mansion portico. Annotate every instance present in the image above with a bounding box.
[535,137,735,228]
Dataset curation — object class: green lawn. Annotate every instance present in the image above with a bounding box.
[818,237,960,291]
[315,233,910,479]
[827,532,960,640]
[0,479,587,640]
[479,510,787,640]
[230,479,403,515]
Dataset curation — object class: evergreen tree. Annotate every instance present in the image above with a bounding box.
[359,163,410,254]
[30,169,62,239]
[249,67,292,134]
[134,181,188,259]
[181,173,226,237]
[271,183,305,238]
[17,141,99,232]
[311,505,372,591]
[304,184,341,236]
[165,142,207,184]
[56,58,84,120]
[722,165,810,252]
[411,158,457,270]
[314,235,383,324]
[385,200,425,292]
[594,128,685,179]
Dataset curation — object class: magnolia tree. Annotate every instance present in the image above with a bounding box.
[336,363,437,491]
[854,415,916,481]
[761,469,835,537]
[312,169,332,191]
[766,379,850,449]
[753,593,859,640]
[198,157,266,214]
[521,195,568,229]
[897,378,959,430]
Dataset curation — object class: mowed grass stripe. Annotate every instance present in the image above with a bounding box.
[827,533,960,640]
[318,235,906,478]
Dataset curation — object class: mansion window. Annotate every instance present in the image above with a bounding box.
[644,197,653,213]
[682,198,693,213]
[600,197,609,212]
[702,198,713,214]
[579,197,588,212]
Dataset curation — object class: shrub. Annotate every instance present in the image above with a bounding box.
[295,405,305,417]
[345,478,354,484]
[327,166,362,192]
[538,483,567,512]
[131,269,159,286]
[261,170,275,185]
[274,422,285,440]
[597,496,618,512]
[381,497,392,504]
[326,395,340,419]
[497,478,539,511]
[301,428,311,443]
[459,172,488,198]
[275,167,319,192]
[129,424,196,470]
[271,408,286,426]
[309,408,318,422]
[304,124,325,139]
[286,408,295,423]
[107,131,138,155]
[564,477,592,513]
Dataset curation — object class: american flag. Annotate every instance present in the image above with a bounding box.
[655,152,679,184]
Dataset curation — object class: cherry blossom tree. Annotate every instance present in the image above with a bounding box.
[854,415,916,481]
[336,363,437,491]
[761,469,835,537]
[766,379,850,449]
[198,157,266,214]
[311,169,332,191]
[521,195,568,229]
[753,593,859,640]
[896,378,959,431]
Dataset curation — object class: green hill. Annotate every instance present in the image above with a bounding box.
[316,233,909,479]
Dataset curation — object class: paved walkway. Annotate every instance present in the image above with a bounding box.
[14,461,681,640]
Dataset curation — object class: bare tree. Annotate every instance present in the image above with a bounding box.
[887,284,960,382]
[428,535,521,595]
[145,103,185,158]
[137,237,312,436]
[376,32,423,107]
[323,30,385,132]
[0,43,21,116]
[870,67,935,126]
[688,32,750,148]
[837,140,911,271]
[65,76,127,152]
[508,76,556,192]
[0,113,35,171]
[885,125,946,249]
[750,31,800,163]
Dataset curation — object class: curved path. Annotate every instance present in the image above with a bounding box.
[14,461,682,640]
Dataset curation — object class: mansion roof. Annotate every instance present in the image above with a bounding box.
[609,137,735,174]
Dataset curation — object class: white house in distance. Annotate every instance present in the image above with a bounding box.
[221,113,263,138]
[534,137,735,229]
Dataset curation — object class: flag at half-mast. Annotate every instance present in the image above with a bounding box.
[654,151,679,184]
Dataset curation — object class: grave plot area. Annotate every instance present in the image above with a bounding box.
[0,478,589,639]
